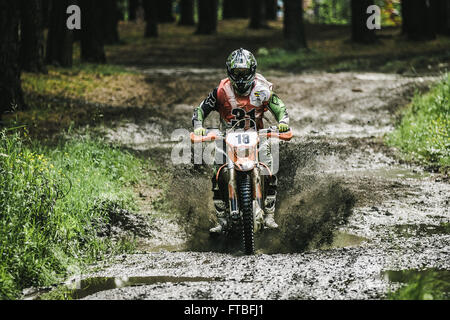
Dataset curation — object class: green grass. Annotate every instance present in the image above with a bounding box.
[257,47,332,72]
[22,63,135,99]
[386,73,449,171]
[0,129,144,299]
[257,45,450,74]
[3,63,141,138]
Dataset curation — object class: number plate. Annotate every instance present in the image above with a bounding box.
[226,132,258,147]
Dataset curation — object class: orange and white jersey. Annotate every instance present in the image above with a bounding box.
[192,73,288,131]
[216,73,273,130]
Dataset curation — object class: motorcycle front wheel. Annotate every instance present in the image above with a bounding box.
[238,172,254,255]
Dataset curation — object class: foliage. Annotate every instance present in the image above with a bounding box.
[304,0,351,25]
[386,74,449,171]
[378,0,401,27]
[387,269,450,300]
[0,130,143,299]
[303,0,401,27]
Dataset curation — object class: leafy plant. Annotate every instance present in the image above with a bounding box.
[387,269,450,300]
[386,73,449,171]
[0,130,143,299]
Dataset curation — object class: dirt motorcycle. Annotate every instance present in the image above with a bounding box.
[190,119,293,254]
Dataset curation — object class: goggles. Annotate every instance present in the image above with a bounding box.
[231,68,252,80]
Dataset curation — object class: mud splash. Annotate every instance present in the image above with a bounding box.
[264,178,356,253]
[168,140,356,254]
[169,166,219,251]
[393,223,450,238]
[260,142,357,253]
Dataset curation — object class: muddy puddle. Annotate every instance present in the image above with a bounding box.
[319,231,368,249]
[341,168,431,180]
[32,276,222,300]
[393,223,450,238]
[256,230,368,255]
[23,231,369,300]
[145,230,368,256]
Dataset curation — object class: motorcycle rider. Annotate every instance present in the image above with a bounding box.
[192,48,290,233]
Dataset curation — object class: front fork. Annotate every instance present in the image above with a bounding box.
[252,167,265,232]
[228,167,239,221]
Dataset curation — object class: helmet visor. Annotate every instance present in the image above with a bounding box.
[231,68,252,81]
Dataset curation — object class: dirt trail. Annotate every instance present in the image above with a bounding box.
[39,69,450,300]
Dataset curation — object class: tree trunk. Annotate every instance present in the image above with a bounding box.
[101,0,120,44]
[0,0,24,115]
[196,0,218,35]
[351,0,376,43]
[401,0,436,40]
[41,0,51,28]
[266,0,278,20]
[142,0,158,37]
[117,0,127,21]
[249,0,267,29]
[129,0,139,21]
[401,0,411,35]
[19,0,47,73]
[80,0,106,63]
[434,0,450,35]
[283,0,307,50]
[157,0,174,23]
[179,0,195,25]
[222,0,249,19]
[222,0,234,19]
[46,0,73,67]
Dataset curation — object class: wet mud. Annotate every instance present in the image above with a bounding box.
[26,70,450,300]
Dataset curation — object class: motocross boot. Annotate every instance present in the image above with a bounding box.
[264,213,278,229]
[209,217,227,233]
[264,175,279,229]
[210,197,228,233]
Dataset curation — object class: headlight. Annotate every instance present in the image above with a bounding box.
[240,161,255,171]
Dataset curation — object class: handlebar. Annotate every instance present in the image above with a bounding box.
[190,131,219,143]
[259,128,293,141]
[190,127,293,143]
